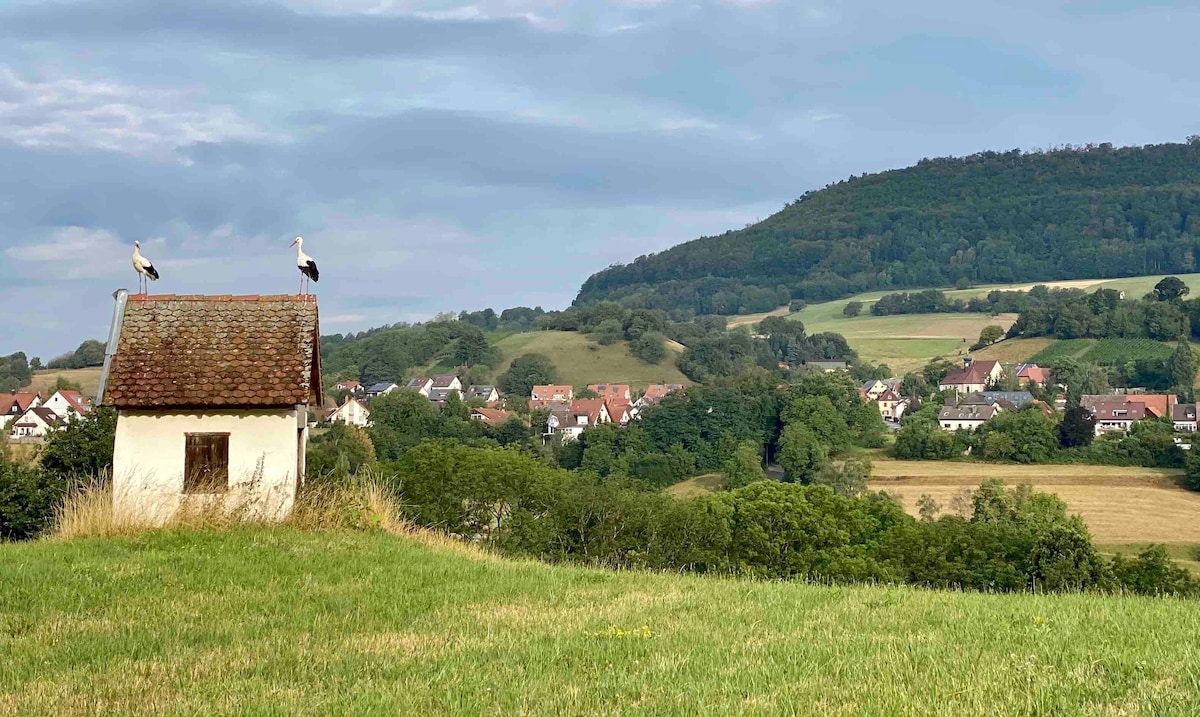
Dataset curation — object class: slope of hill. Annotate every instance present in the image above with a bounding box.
[20,367,103,397]
[577,141,1200,315]
[4,528,1200,714]
[492,330,688,391]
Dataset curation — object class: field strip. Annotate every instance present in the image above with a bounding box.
[875,483,1200,544]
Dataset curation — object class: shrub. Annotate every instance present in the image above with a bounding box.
[0,456,68,541]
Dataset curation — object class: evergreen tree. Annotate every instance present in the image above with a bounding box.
[1168,336,1196,390]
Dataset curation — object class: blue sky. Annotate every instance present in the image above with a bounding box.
[2,0,1199,359]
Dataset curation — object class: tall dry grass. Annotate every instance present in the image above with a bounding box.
[50,474,492,559]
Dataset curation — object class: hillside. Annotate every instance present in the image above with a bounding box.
[491,331,688,391]
[20,367,103,397]
[577,141,1200,315]
[732,272,1200,373]
[4,528,1200,714]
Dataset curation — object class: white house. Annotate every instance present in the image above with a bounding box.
[937,401,1001,431]
[329,397,370,428]
[99,292,322,525]
[365,382,399,398]
[404,377,434,396]
[42,389,93,421]
[0,392,42,417]
[939,358,1003,394]
[1173,404,1198,433]
[545,399,611,441]
[463,385,501,404]
[7,406,59,439]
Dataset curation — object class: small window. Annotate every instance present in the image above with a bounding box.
[185,433,229,493]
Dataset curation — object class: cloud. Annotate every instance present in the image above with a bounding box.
[4,227,134,280]
[0,67,271,157]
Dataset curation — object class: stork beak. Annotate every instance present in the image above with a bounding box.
[289,238,299,247]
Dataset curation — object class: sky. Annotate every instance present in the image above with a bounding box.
[2,0,1199,360]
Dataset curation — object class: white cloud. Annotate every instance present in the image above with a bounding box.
[0,67,273,158]
[324,313,368,323]
[3,227,138,280]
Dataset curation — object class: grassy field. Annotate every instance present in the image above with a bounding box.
[4,528,1200,715]
[492,330,688,391]
[20,368,102,397]
[869,458,1200,548]
[728,272,1200,373]
[664,472,723,498]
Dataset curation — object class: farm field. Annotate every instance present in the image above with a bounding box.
[870,458,1200,547]
[5,528,1200,715]
[20,368,102,397]
[728,272,1200,373]
[491,330,688,391]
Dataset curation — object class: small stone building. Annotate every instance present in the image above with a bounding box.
[99,292,321,523]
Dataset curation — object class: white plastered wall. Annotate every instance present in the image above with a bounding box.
[112,408,306,524]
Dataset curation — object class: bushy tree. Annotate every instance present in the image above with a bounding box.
[842,301,863,317]
[40,408,116,478]
[778,423,828,482]
[978,325,1004,346]
[498,354,558,398]
[629,331,667,365]
[1154,276,1190,302]
[722,441,766,490]
[1058,406,1095,448]
[306,423,376,479]
[453,327,497,367]
[0,455,67,541]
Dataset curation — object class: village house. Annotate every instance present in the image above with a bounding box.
[980,391,1036,410]
[939,357,1003,394]
[404,377,434,396]
[0,392,42,417]
[607,401,632,425]
[328,397,370,428]
[588,383,631,402]
[861,379,908,422]
[1087,400,1148,435]
[532,384,573,402]
[1014,364,1051,387]
[470,407,516,426]
[1081,393,1177,434]
[332,379,363,394]
[938,399,1002,431]
[365,382,399,398]
[99,292,322,524]
[1172,404,1198,433]
[42,389,93,421]
[7,406,59,440]
[631,383,684,418]
[530,384,574,410]
[545,399,611,441]
[462,385,501,404]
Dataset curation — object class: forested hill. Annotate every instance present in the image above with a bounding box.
[575,139,1200,317]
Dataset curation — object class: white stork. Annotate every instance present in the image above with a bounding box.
[131,241,159,294]
[290,236,319,295]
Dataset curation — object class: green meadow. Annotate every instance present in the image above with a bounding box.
[3,528,1200,715]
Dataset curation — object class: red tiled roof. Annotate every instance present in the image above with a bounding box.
[569,399,607,424]
[471,407,515,426]
[1,392,41,414]
[940,360,1000,387]
[640,384,684,403]
[531,384,573,400]
[103,294,321,409]
[57,390,92,413]
[587,384,631,399]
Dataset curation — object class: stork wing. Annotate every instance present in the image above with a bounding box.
[302,259,319,282]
